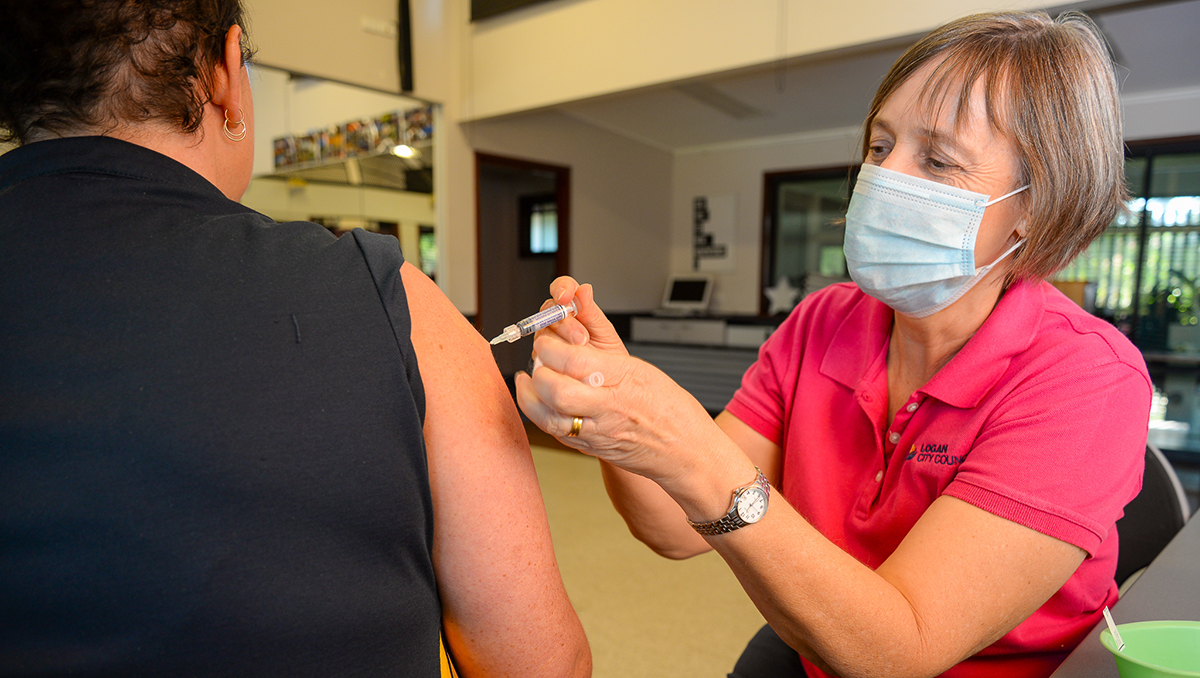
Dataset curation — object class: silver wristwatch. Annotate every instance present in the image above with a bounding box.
[687,467,771,535]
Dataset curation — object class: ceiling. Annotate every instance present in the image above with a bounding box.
[554,0,1200,153]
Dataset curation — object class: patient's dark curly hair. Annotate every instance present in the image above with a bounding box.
[0,0,255,144]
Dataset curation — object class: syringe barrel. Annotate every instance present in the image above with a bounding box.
[515,300,578,337]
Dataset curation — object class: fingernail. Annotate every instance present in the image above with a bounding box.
[532,356,543,372]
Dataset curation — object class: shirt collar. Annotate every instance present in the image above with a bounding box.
[819,280,1045,409]
[820,289,893,389]
[0,135,222,199]
[924,279,1044,408]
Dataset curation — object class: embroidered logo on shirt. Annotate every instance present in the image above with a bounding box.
[905,443,962,465]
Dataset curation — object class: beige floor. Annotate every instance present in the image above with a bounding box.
[530,436,766,678]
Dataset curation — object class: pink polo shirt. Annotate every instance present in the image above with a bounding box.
[726,280,1151,678]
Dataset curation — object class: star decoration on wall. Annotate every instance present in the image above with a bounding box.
[765,275,800,315]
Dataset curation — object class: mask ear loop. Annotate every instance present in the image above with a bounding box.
[977,184,1030,269]
[975,183,1030,279]
[977,184,1030,208]
[915,185,1031,318]
[985,238,1026,267]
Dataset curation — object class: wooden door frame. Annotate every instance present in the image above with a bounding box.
[474,152,571,330]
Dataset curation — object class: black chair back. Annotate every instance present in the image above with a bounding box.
[1115,443,1190,588]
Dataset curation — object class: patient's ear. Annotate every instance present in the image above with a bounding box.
[209,25,244,114]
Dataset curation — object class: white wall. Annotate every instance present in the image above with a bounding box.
[245,0,401,93]
[469,110,673,312]
[411,0,479,311]
[1124,86,1200,142]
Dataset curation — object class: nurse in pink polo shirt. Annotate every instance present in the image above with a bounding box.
[516,10,1150,678]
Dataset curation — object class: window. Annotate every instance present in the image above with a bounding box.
[760,167,857,314]
[520,193,558,257]
[418,225,438,280]
[1053,139,1200,451]
[1054,140,1200,350]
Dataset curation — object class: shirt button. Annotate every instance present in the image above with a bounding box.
[906,403,918,412]
[888,432,900,444]
[875,470,884,482]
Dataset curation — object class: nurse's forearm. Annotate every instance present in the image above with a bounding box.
[698,491,1082,678]
[706,501,947,678]
[597,420,965,675]
[599,461,712,559]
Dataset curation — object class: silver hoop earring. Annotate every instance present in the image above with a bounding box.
[223,108,247,142]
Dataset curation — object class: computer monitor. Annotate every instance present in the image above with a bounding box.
[659,275,713,315]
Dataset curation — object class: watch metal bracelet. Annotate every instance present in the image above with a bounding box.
[687,467,770,536]
[691,511,750,535]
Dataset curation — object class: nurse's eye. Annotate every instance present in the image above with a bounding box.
[923,154,960,174]
[867,143,890,162]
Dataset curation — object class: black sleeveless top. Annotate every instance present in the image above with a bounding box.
[0,137,441,676]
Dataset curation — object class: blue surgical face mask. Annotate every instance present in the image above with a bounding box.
[843,163,1029,318]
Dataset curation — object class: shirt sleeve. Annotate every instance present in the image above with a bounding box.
[350,228,425,422]
[725,307,806,446]
[944,355,1151,556]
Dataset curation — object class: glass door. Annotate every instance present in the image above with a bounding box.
[761,167,857,315]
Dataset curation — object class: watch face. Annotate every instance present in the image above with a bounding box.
[735,487,768,524]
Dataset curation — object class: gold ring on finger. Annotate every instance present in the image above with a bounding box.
[567,416,583,438]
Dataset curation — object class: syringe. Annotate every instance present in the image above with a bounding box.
[490,300,578,345]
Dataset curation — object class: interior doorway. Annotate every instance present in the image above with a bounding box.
[475,153,571,380]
